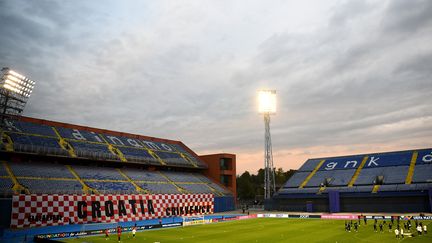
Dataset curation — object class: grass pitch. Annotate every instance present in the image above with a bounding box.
[63,218,431,243]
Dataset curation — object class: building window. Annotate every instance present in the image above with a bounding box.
[220,175,231,187]
[219,158,232,170]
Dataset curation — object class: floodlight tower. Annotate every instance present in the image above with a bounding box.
[0,67,36,126]
[258,90,276,200]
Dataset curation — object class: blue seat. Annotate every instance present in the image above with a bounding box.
[298,159,322,172]
[56,127,104,143]
[179,183,214,194]
[5,120,57,137]
[138,183,180,194]
[155,151,191,166]
[122,169,168,182]
[117,146,155,161]
[19,179,83,194]
[0,164,8,176]
[281,149,432,195]
[0,178,13,192]
[412,164,432,183]
[73,166,124,180]
[10,161,74,178]
[69,141,116,160]
[283,172,310,188]
[85,181,136,193]
[163,172,202,182]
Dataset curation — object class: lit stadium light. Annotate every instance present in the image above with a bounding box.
[1,69,35,98]
[258,90,276,114]
[1,67,36,124]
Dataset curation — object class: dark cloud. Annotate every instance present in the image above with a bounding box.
[381,0,432,34]
[0,0,430,172]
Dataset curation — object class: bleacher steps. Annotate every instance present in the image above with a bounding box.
[2,161,29,194]
[158,171,190,194]
[147,150,166,165]
[117,169,149,193]
[348,156,369,187]
[299,160,325,188]
[180,153,198,168]
[65,165,98,194]
[194,174,224,196]
[372,184,380,193]
[99,136,128,162]
[405,151,418,185]
[206,184,224,196]
[51,127,77,157]
[317,186,326,194]
[108,145,127,162]
[1,132,14,152]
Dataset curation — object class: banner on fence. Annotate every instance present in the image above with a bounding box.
[11,194,213,228]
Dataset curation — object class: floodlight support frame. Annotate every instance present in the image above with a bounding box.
[264,112,276,199]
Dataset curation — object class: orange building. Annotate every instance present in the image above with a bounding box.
[199,153,237,198]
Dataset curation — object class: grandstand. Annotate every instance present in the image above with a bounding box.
[0,116,236,232]
[271,148,432,213]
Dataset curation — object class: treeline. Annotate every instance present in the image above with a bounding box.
[236,168,296,200]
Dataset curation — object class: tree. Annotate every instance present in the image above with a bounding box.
[236,168,297,201]
[236,171,255,199]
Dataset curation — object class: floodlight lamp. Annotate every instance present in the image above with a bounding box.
[1,68,36,98]
[258,90,276,114]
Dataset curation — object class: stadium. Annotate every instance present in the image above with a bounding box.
[1,1,432,243]
[0,114,431,242]
[0,111,430,242]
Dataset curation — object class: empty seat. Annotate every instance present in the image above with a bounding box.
[73,166,124,180]
[208,182,231,195]
[19,179,82,194]
[163,172,202,182]
[123,170,168,182]
[0,164,8,176]
[179,184,214,194]
[6,120,57,137]
[85,181,136,193]
[283,172,310,188]
[330,169,356,186]
[70,141,117,160]
[307,171,332,187]
[354,168,385,185]
[154,151,190,166]
[10,161,74,178]
[116,146,155,161]
[0,178,13,191]
[138,183,180,194]
[56,127,103,143]
[412,164,432,183]
[298,159,322,172]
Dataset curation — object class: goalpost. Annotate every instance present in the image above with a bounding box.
[182,215,211,227]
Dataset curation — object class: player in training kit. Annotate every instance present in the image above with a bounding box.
[105,229,109,240]
[132,226,137,239]
[117,226,122,242]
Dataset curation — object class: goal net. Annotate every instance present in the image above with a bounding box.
[182,215,211,227]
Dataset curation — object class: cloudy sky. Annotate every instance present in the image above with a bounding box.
[1,0,431,174]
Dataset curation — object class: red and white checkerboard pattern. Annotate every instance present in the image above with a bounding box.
[11,193,214,228]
